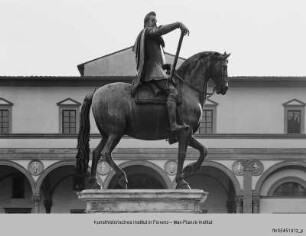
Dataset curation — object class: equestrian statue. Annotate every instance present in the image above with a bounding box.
[75,12,230,190]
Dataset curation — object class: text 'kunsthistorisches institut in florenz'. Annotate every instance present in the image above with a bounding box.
[1,47,306,213]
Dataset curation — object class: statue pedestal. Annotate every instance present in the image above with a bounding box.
[78,189,208,213]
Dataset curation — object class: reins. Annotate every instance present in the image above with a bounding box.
[173,72,215,99]
[170,32,217,99]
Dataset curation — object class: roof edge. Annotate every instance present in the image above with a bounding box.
[76,46,187,73]
[77,46,134,68]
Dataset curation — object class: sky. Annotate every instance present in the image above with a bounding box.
[0,0,306,76]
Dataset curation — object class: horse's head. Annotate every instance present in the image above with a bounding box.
[209,52,230,95]
[177,51,230,97]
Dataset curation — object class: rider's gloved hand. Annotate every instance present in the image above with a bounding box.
[179,22,189,36]
[162,63,172,74]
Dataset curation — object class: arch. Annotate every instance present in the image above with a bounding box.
[0,160,35,193]
[104,160,172,189]
[198,161,242,195]
[188,169,230,194]
[183,161,240,213]
[254,161,306,195]
[50,174,76,195]
[267,176,306,196]
[36,160,75,194]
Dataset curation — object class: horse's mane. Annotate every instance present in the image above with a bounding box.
[177,51,221,77]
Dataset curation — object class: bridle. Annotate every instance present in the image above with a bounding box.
[173,55,228,98]
[173,57,228,100]
[173,72,216,99]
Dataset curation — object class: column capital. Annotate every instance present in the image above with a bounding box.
[235,195,243,201]
[252,195,260,202]
[32,193,41,203]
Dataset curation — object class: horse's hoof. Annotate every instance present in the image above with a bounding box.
[91,183,101,189]
[89,181,101,189]
[88,178,101,189]
[176,181,191,189]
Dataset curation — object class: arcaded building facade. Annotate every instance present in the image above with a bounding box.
[0,47,306,213]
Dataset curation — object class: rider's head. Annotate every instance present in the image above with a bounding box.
[144,11,157,28]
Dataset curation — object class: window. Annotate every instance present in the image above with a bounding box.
[0,109,10,134]
[273,182,306,197]
[70,209,85,214]
[197,99,218,134]
[0,98,13,134]
[4,208,32,213]
[287,110,301,134]
[199,109,214,134]
[62,109,77,134]
[57,98,81,134]
[283,99,305,134]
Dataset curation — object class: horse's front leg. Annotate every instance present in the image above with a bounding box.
[183,136,208,176]
[175,127,192,189]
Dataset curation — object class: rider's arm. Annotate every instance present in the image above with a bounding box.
[146,22,182,36]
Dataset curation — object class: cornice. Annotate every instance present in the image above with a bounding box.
[1,76,306,87]
[1,147,306,161]
[1,133,306,139]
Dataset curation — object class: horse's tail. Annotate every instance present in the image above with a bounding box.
[75,89,96,186]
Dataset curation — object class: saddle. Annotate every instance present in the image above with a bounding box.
[134,83,167,104]
[134,82,182,105]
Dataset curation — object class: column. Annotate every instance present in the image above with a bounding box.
[32,194,41,213]
[241,160,254,213]
[232,160,264,214]
[235,195,243,213]
[252,195,260,213]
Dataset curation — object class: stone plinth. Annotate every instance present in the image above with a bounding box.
[78,189,208,213]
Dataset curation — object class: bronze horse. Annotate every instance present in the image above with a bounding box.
[75,51,230,190]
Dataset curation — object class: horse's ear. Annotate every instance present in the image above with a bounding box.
[223,52,230,59]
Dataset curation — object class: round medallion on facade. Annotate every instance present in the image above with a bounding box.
[164,161,177,176]
[28,160,44,176]
[252,160,264,176]
[232,161,244,176]
[97,161,111,175]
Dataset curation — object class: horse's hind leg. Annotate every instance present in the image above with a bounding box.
[101,134,128,189]
[183,136,208,176]
[89,137,107,189]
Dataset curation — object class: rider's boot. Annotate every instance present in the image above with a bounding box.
[167,98,189,132]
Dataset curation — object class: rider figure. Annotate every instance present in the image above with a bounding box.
[133,11,189,132]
